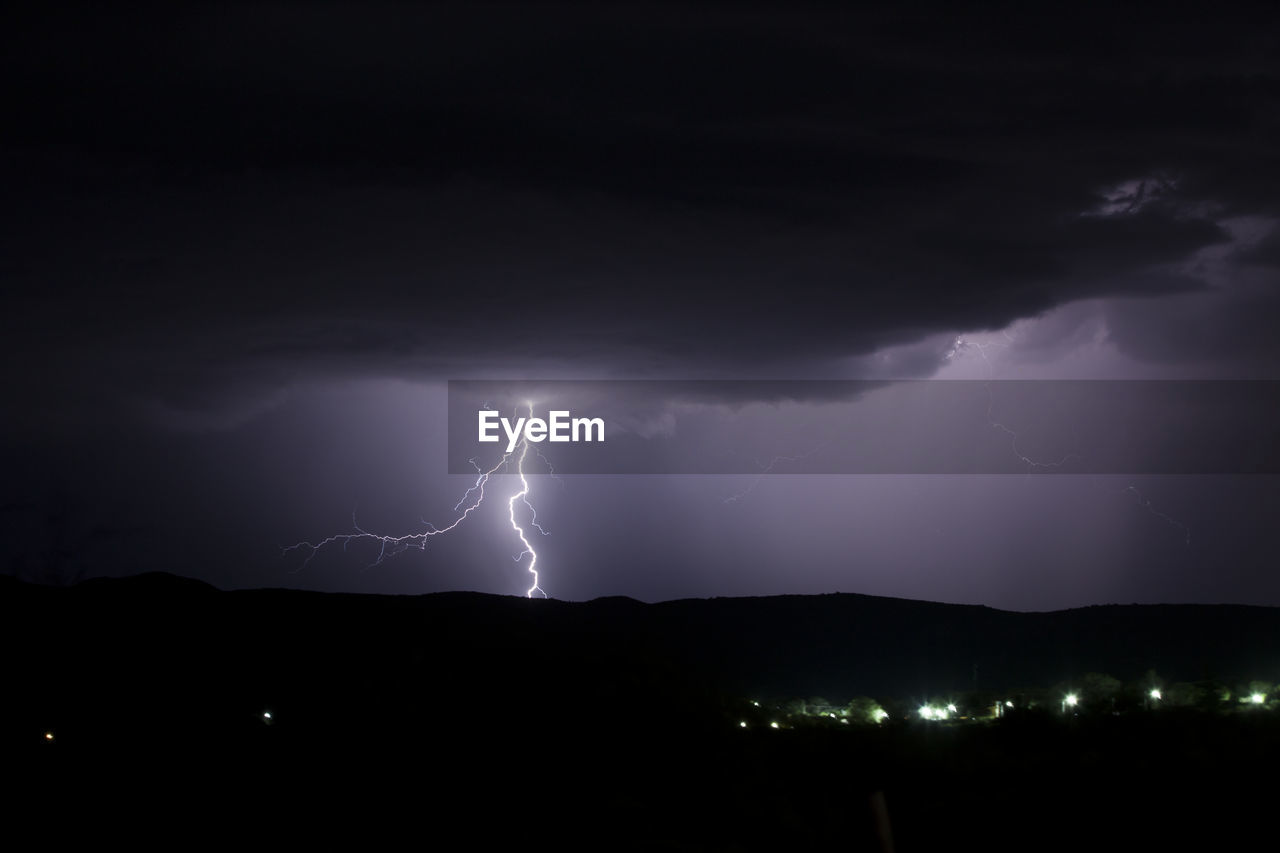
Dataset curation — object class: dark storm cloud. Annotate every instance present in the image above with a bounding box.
[3,0,1279,427]
[1240,228,1280,269]
[4,1,1278,609]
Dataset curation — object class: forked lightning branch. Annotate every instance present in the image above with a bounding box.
[478,409,604,452]
[284,403,594,598]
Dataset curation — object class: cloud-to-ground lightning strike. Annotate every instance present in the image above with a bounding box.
[507,434,546,598]
[284,405,551,598]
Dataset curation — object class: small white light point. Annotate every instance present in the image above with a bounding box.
[1065,694,1078,707]
[946,704,957,714]
[770,721,779,729]
[44,732,54,742]
[1251,693,1266,704]
[1149,688,1162,700]
[739,721,747,728]
[1005,700,1013,708]
[751,701,760,707]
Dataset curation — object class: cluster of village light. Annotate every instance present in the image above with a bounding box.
[918,703,958,721]
[35,691,1278,744]
[736,685,1276,731]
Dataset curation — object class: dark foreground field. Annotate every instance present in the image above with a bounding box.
[5,574,1278,850]
[15,704,1278,850]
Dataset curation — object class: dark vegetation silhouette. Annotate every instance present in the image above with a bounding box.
[4,573,1279,849]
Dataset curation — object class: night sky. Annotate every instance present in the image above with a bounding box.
[3,1,1279,609]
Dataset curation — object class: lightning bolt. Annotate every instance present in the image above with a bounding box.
[508,434,546,598]
[724,334,1070,504]
[948,334,1082,472]
[284,403,552,598]
[948,333,1190,545]
[1121,484,1192,546]
[723,443,831,504]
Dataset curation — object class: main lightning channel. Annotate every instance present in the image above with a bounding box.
[284,404,551,598]
[509,434,546,598]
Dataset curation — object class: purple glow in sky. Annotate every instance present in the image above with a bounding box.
[2,1,1278,609]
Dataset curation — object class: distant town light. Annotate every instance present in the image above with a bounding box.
[1149,689,1162,700]
[262,711,273,721]
[946,704,957,714]
[1005,700,1013,708]
[739,721,747,728]
[919,705,933,720]
[44,732,54,742]
[751,701,760,707]
[1065,694,1079,707]
[770,721,779,729]
[872,709,889,723]
[1251,693,1266,705]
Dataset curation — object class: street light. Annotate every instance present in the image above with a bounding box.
[1063,693,1078,713]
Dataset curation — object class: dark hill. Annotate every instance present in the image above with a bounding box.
[653,592,1280,701]
[4,573,1278,737]
[6,573,1280,850]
